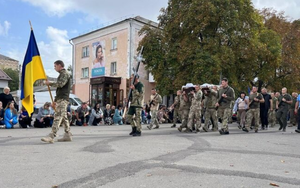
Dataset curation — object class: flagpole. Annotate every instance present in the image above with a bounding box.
[29,20,33,30]
[29,21,55,106]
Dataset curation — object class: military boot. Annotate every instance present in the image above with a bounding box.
[41,133,55,143]
[58,132,72,142]
[202,126,208,132]
[282,125,287,132]
[147,124,153,130]
[133,130,141,136]
[171,124,176,128]
[129,127,136,135]
[184,128,192,133]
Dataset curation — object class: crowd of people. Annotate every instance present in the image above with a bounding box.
[1,75,300,138]
[130,77,300,136]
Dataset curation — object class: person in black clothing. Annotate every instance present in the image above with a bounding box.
[0,101,4,128]
[19,106,32,128]
[260,88,273,130]
[0,87,18,111]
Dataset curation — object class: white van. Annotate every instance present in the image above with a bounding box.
[34,91,85,112]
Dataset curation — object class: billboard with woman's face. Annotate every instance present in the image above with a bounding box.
[92,41,105,77]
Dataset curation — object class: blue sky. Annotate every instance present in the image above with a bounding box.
[0,0,300,77]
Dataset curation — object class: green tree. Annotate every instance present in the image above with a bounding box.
[139,0,281,95]
[260,8,300,92]
[3,68,20,91]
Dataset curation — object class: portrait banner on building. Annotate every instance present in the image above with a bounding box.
[92,41,105,77]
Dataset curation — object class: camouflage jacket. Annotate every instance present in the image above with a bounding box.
[150,93,162,111]
[205,89,218,109]
[131,82,144,108]
[50,69,71,102]
[190,89,203,110]
[179,94,191,110]
[173,95,180,110]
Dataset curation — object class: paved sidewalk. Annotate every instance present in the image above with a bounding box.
[0,123,299,188]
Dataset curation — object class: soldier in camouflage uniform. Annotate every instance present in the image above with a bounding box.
[187,85,203,133]
[288,92,298,127]
[178,89,192,132]
[127,75,144,136]
[242,86,264,133]
[276,87,292,132]
[170,90,181,128]
[147,88,162,130]
[203,85,218,131]
[268,92,277,127]
[41,60,72,143]
[216,78,235,135]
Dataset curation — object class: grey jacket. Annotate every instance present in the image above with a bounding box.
[88,108,103,125]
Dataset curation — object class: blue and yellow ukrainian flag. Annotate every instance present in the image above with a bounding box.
[21,30,47,116]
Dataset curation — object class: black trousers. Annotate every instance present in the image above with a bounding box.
[19,117,32,128]
[34,117,51,128]
[260,108,269,127]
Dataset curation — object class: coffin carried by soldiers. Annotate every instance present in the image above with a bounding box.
[200,83,215,92]
[181,83,195,94]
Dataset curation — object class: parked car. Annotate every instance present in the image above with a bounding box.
[34,91,86,113]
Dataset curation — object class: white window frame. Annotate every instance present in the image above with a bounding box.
[111,38,117,50]
[81,67,89,78]
[110,62,117,75]
[82,46,89,58]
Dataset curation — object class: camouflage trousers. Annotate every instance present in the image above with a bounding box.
[180,109,190,128]
[187,108,201,130]
[268,110,276,127]
[51,99,70,137]
[127,106,142,132]
[173,108,181,124]
[218,108,232,131]
[204,108,218,130]
[245,108,260,130]
[149,109,159,128]
[289,109,297,125]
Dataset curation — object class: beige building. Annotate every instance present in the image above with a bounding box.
[0,54,19,70]
[70,16,157,108]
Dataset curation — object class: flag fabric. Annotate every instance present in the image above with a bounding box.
[20,30,47,116]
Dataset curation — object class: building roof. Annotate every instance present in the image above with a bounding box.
[0,54,18,62]
[70,16,158,41]
[0,69,12,81]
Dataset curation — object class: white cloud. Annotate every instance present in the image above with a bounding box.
[21,0,169,22]
[22,0,300,22]
[7,26,71,78]
[0,20,11,36]
[252,0,300,20]
[38,26,72,77]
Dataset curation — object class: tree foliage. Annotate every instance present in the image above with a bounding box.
[260,8,300,92]
[3,68,19,91]
[139,0,283,95]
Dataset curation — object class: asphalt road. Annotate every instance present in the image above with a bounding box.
[0,122,299,188]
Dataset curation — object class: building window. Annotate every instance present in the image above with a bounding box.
[82,46,89,58]
[82,67,89,78]
[111,38,117,50]
[110,62,117,75]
